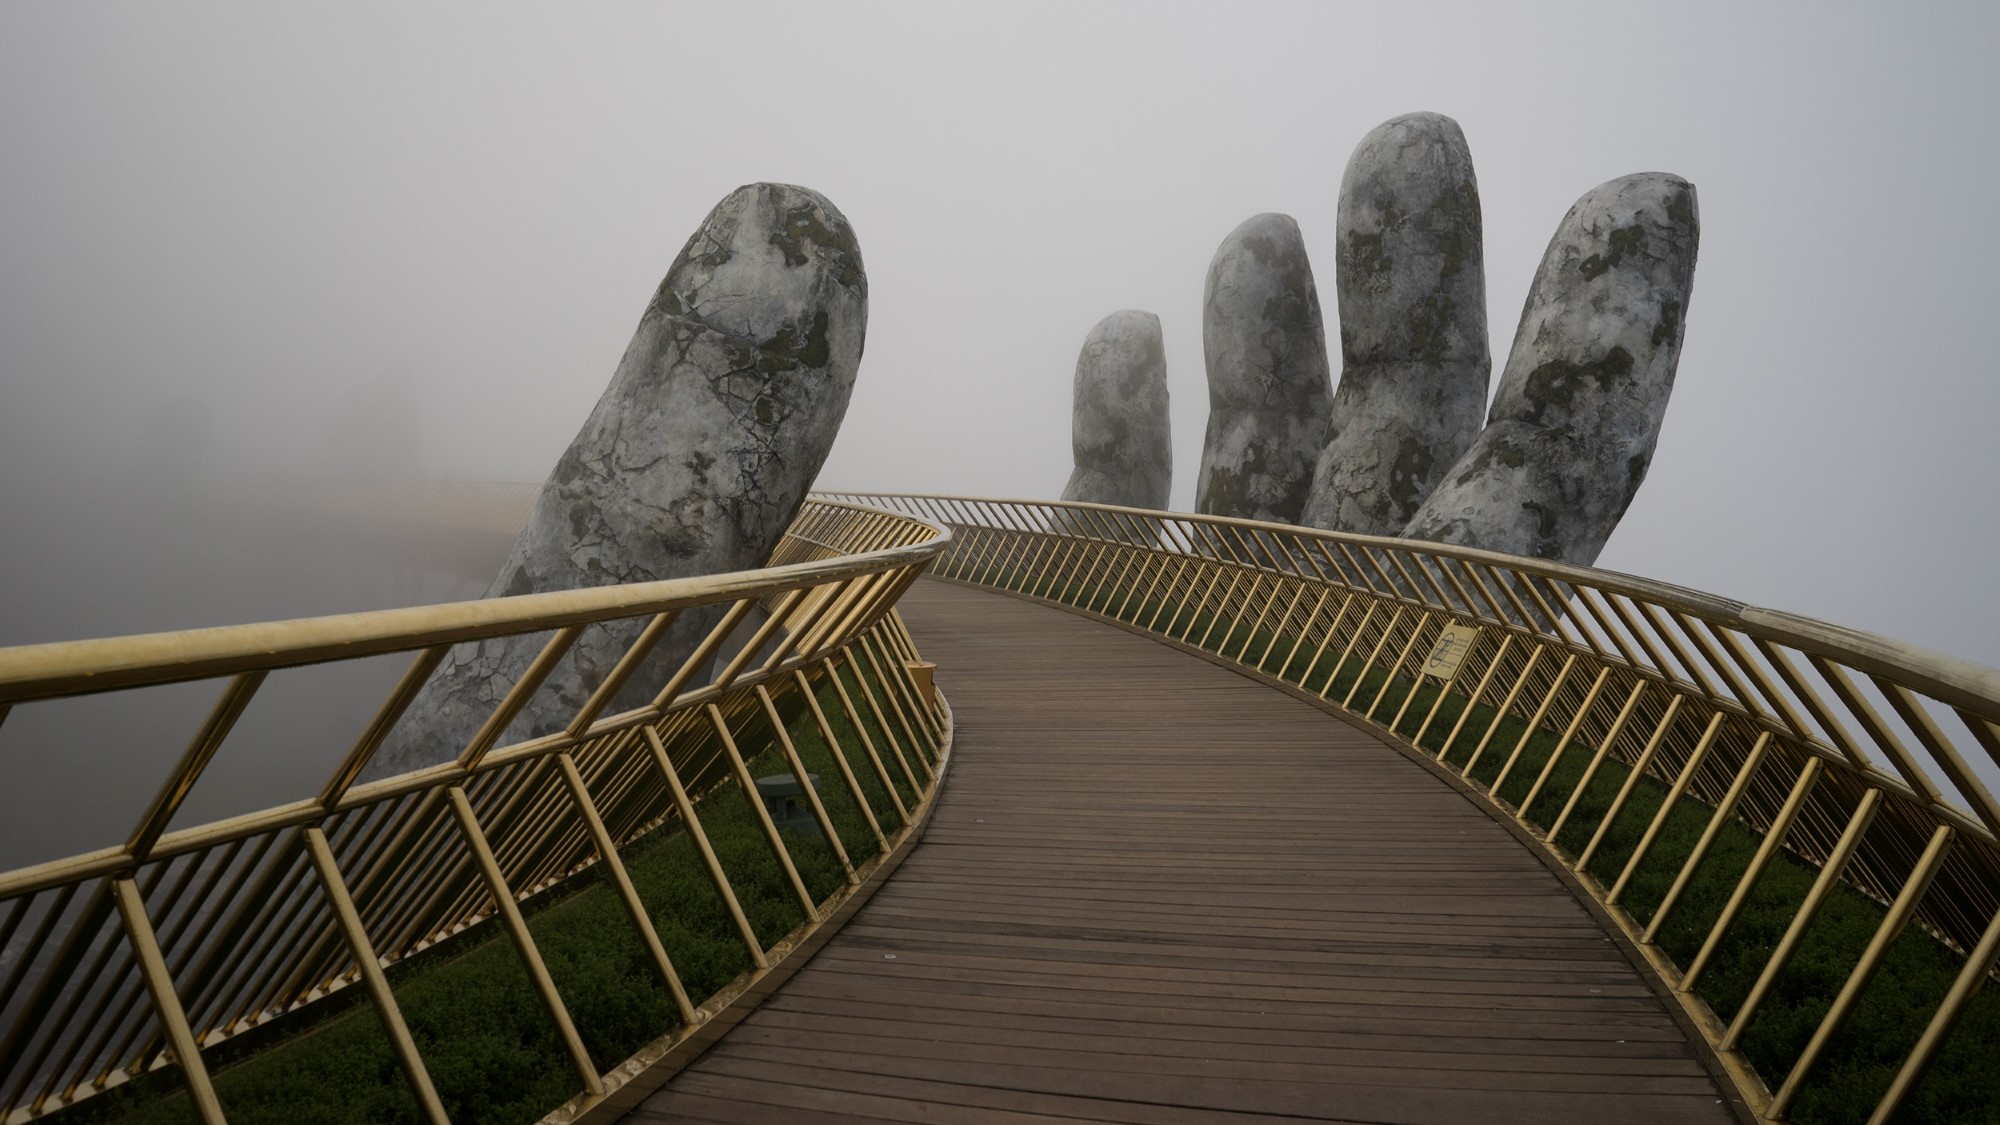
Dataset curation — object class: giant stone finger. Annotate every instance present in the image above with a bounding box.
[1061,309,1171,510]
[1303,111,1489,536]
[1402,173,1698,566]
[1195,213,1332,524]
[370,182,866,777]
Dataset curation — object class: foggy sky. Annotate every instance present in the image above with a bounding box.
[3,0,1998,677]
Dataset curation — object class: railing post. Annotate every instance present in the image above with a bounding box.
[1680,758,1823,991]
[113,878,226,1124]
[792,669,889,851]
[1458,644,1548,777]
[756,685,856,883]
[641,727,767,968]
[1576,698,1688,871]
[444,787,603,1096]
[302,827,450,1123]
[1607,714,1727,905]
[553,754,699,1022]
[1640,733,1773,941]
[1768,824,1954,1118]
[705,704,819,920]
[821,657,912,823]
[1722,788,1884,1050]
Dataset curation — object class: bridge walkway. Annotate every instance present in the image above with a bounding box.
[627,581,1733,1124]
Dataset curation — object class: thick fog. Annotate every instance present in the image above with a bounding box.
[3,2,1999,864]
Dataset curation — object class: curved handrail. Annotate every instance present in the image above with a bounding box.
[833,491,2000,728]
[827,491,2000,1125]
[0,498,952,1124]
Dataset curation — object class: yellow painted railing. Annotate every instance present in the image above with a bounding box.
[0,499,951,1124]
[826,492,2000,1125]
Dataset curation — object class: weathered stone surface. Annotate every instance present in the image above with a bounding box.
[370,182,866,777]
[1402,173,1698,566]
[1195,213,1332,523]
[1303,112,1489,536]
[1060,310,1171,509]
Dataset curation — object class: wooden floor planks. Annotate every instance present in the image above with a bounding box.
[628,581,1730,1124]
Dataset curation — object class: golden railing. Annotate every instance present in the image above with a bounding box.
[825,491,2000,1125]
[0,499,951,1124]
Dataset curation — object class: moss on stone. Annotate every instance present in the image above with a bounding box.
[1519,346,1635,424]
[1579,223,1646,281]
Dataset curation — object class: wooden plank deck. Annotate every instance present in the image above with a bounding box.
[627,581,1733,1124]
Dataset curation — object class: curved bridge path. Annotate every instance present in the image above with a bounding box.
[628,582,1735,1124]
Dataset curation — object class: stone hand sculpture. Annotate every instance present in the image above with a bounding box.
[1193,112,1697,568]
[1061,310,1171,510]
[1194,213,1333,524]
[371,182,867,777]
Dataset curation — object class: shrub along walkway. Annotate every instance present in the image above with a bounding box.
[626,581,1734,1124]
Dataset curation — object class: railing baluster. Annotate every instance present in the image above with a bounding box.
[84,845,234,1093]
[1757,638,1876,772]
[1254,582,1308,672]
[756,685,855,884]
[1516,667,1613,820]
[1293,593,1353,691]
[821,658,911,823]
[302,827,449,1123]
[1641,733,1773,941]
[1577,698,1688,871]
[112,878,225,1124]
[1810,657,1942,805]
[1429,634,1511,760]
[322,647,449,805]
[841,651,928,790]
[1275,589,1332,683]
[861,633,936,762]
[460,626,586,769]
[1681,757,1824,991]
[444,787,603,1096]
[1546,681,1648,841]
[1878,679,2000,837]
[556,753,699,1021]
[1606,713,1727,904]
[1769,824,1955,1118]
[0,882,114,1114]
[1363,612,1432,721]
[792,670,888,853]
[1721,787,1884,1050]
[1460,645,1547,777]
[1194,569,1245,651]
[1488,653,1579,797]
[650,600,760,711]
[1340,606,1406,709]
[1315,601,1380,701]
[1870,899,2000,1124]
[641,726,766,968]
[706,704,819,920]
[130,673,268,862]
[27,861,172,1112]
[1637,601,1722,699]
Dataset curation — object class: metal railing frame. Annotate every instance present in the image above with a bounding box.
[826,491,2000,1125]
[0,499,952,1124]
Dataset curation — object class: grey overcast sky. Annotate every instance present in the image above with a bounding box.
[3,1,1998,668]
